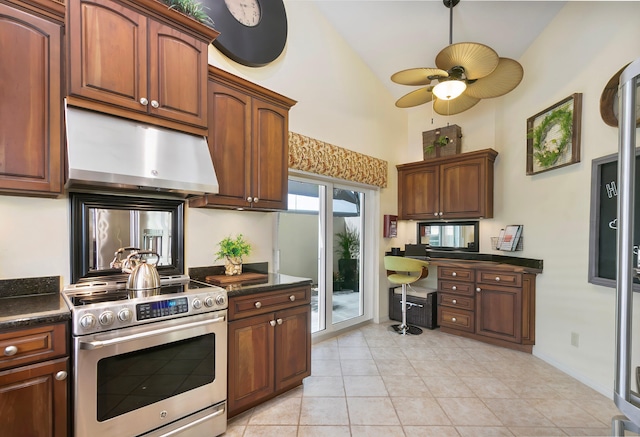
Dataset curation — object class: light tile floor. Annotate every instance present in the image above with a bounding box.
[223,322,625,437]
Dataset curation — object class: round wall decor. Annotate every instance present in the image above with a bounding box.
[202,0,288,67]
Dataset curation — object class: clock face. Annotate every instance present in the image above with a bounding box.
[224,0,261,27]
[202,0,287,67]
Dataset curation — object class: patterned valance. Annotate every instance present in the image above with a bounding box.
[288,132,388,188]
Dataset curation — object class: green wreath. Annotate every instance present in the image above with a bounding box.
[528,106,573,169]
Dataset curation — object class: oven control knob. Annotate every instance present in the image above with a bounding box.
[118,308,133,322]
[99,311,115,326]
[192,298,202,309]
[80,314,97,330]
[215,295,226,306]
[204,296,214,307]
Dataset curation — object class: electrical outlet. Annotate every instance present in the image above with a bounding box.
[571,332,580,347]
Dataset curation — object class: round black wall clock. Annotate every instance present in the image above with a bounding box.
[202,0,288,67]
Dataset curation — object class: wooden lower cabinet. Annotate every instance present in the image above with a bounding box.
[437,265,537,353]
[227,285,311,417]
[0,323,69,437]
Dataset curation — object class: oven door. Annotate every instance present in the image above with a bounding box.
[73,310,227,437]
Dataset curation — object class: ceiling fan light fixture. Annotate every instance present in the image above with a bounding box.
[433,80,466,100]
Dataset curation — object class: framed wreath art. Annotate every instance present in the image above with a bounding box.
[526,93,582,175]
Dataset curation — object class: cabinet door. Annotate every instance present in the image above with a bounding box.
[207,81,252,208]
[0,357,68,437]
[440,157,488,218]
[148,19,207,127]
[228,313,275,415]
[398,165,439,219]
[0,3,63,195]
[275,305,311,391]
[251,99,289,210]
[68,0,148,112]
[475,285,522,343]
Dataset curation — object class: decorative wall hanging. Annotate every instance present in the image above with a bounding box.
[288,132,388,188]
[422,124,462,160]
[526,93,582,175]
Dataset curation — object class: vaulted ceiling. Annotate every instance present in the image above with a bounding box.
[313,0,567,105]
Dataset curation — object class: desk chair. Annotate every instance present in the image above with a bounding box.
[384,256,430,335]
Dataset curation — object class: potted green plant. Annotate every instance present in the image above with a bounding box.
[159,0,214,27]
[335,225,360,290]
[215,234,251,276]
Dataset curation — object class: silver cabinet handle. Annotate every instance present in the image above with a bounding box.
[277,318,283,325]
[270,320,276,327]
[255,301,262,309]
[140,97,149,106]
[452,299,457,304]
[247,196,253,202]
[495,276,501,282]
[55,371,67,381]
[253,197,259,203]
[452,317,457,322]
[476,287,481,293]
[452,272,457,277]
[4,345,18,356]
[289,295,295,302]
[151,100,159,108]
[439,212,443,216]
[433,212,438,217]
[451,285,457,291]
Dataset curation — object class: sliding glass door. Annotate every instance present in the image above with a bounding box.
[277,176,369,334]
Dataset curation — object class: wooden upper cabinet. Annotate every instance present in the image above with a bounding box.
[67,0,218,134]
[189,66,296,211]
[397,148,498,220]
[0,0,64,196]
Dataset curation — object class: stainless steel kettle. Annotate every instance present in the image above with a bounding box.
[123,250,161,292]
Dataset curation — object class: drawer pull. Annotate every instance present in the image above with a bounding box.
[255,301,262,309]
[476,287,481,293]
[55,371,67,381]
[4,345,18,356]
[269,320,276,327]
[289,295,295,302]
[495,276,501,282]
[452,299,457,304]
[451,285,457,291]
[451,317,457,322]
[277,318,283,325]
[452,272,457,277]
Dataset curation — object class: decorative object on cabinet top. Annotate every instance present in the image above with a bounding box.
[201,0,287,67]
[159,0,214,26]
[423,124,462,160]
[289,132,388,188]
[215,234,252,276]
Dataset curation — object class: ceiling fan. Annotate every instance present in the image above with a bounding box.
[391,0,524,115]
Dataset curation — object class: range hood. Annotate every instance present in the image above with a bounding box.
[65,106,219,196]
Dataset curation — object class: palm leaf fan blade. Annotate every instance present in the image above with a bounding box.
[395,87,434,108]
[433,93,480,115]
[390,68,448,86]
[465,58,524,99]
[435,42,499,80]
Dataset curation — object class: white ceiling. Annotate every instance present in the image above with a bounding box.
[312,0,567,103]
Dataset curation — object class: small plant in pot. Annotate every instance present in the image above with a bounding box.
[215,234,251,276]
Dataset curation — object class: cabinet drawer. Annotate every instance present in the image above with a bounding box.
[476,270,522,287]
[438,307,474,333]
[0,323,67,371]
[439,280,475,296]
[439,293,474,311]
[229,286,311,320]
[438,266,474,282]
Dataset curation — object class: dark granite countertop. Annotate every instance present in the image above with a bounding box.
[0,276,70,331]
[189,264,312,298]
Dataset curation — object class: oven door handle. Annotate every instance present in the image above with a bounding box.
[79,315,226,350]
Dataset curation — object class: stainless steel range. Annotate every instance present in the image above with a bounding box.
[63,274,228,437]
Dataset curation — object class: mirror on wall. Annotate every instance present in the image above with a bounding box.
[70,193,184,282]
[417,221,479,252]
